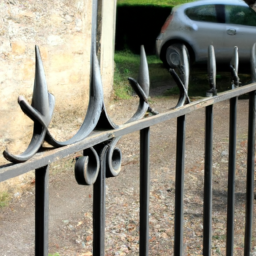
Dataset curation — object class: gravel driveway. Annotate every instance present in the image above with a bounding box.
[0,95,255,256]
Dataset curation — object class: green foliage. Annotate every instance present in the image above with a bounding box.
[48,253,60,256]
[0,191,9,207]
[117,0,194,7]
[212,234,226,241]
[114,51,168,99]
[114,50,140,99]
[114,51,252,99]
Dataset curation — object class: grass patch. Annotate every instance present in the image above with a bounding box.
[164,67,252,97]
[114,51,137,99]
[114,51,170,99]
[48,253,60,256]
[117,0,194,7]
[0,191,10,207]
[212,234,226,241]
[114,51,252,99]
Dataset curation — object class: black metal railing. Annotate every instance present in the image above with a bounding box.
[1,1,256,255]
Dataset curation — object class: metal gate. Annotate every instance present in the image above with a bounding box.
[1,1,256,255]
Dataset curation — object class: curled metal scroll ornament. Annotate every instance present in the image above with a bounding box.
[3,46,55,163]
[251,43,256,83]
[75,139,122,186]
[206,45,217,97]
[75,45,157,185]
[230,46,240,89]
[168,44,190,108]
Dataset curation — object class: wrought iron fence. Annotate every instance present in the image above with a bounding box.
[1,0,256,255]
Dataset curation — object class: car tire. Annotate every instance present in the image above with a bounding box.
[163,43,190,68]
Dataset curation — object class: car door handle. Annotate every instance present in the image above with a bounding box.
[227,29,236,35]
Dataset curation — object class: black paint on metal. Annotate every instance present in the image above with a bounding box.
[174,115,185,256]
[226,96,237,256]
[244,91,256,256]
[1,31,256,255]
[2,82,256,183]
[75,147,100,185]
[3,47,55,163]
[93,145,108,256]
[140,127,150,256]
[35,165,49,256]
[203,105,213,256]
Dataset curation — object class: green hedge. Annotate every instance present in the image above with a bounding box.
[115,5,172,54]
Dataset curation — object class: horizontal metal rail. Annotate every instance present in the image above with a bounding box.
[1,82,256,182]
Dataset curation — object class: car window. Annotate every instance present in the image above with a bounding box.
[185,5,218,23]
[225,5,256,26]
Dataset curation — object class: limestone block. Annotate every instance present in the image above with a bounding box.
[69,72,82,83]
[70,34,85,54]
[47,35,64,46]
[50,14,64,27]
[0,40,11,54]
[50,52,75,72]
[20,59,35,80]
[11,41,26,55]
[39,46,48,61]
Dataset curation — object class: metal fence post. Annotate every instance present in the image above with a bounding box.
[140,127,150,256]
[203,105,213,256]
[226,96,237,256]
[174,115,186,256]
[35,165,49,256]
[244,91,256,256]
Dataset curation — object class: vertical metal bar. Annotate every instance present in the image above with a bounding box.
[226,96,237,256]
[203,105,213,256]
[35,165,49,256]
[244,91,256,256]
[140,127,150,256]
[91,0,98,53]
[96,0,103,62]
[174,115,186,256]
[93,146,107,256]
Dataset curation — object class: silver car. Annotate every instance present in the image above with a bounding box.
[156,0,256,67]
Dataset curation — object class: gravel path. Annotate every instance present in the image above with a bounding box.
[0,96,255,256]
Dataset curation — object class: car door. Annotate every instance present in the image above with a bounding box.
[185,4,225,62]
[223,5,256,62]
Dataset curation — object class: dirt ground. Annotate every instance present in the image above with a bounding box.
[0,87,256,256]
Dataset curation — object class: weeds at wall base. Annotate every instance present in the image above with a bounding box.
[0,191,10,208]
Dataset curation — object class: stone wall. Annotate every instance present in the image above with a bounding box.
[0,0,116,162]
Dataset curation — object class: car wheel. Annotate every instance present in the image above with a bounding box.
[164,43,190,68]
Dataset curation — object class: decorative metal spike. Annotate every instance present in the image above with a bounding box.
[3,42,159,163]
[45,51,104,147]
[251,43,256,83]
[179,45,189,89]
[169,44,190,108]
[230,46,240,89]
[33,46,50,121]
[206,45,217,97]
[138,45,150,97]
[231,46,239,74]
[3,46,55,163]
[128,77,148,103]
